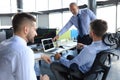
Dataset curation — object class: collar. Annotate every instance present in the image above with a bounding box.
[78,9,82,15]
[92,40,102,44]
[12,35,27,46]
[73,9,81,16]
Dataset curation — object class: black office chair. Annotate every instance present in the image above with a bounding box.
[69,51,114,80]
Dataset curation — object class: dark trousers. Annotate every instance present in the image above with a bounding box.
[50,62,83,80]
[77,35,92,54]
[77,35,92,45]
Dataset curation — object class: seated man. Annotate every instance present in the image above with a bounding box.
[50,19,110,80]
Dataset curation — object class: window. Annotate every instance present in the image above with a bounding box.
[117,5,120,30]
[49,0,62,10]
[0,16,12,29]
[62,11,76,30]
[0,0,17,29]
[97,6,116,33]
[36,0,49,11]
[62,12,72,26]
[0,0,17,13]
[10,0,17,13]
[96,0,108,1]
[77,0,88,6]
[62,0,77,8]
[23,0,35,12]
[49,13,62,29]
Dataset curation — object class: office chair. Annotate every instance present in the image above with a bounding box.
[102,33,119,60]
[69,51,114,80]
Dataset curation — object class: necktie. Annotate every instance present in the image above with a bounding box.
[77,14,83,37]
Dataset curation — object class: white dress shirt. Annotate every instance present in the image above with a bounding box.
[0,35,37,80]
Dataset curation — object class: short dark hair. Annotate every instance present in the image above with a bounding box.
[12,13,36,33]
[90,19,108,37]
[69,2,77,7]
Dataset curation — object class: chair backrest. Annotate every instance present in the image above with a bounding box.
[102,33,120,49]
[69,51,112,80]
[84,51,111,80]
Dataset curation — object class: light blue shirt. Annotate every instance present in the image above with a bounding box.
[58,8,96,36]
[60,40,110,73]
[0,35,37,80]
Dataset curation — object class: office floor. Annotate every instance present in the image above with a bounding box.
[39,49,120,80]
[106,49,120,80]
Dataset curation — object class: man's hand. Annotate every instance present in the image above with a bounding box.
[40,74,49,80]
[76,43,84,49]
[53,35,59,41]
[41,54,51,64]
[54,53,61,60]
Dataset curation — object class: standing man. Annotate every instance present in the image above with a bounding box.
[54,2,96,45]
[0,13,50,80]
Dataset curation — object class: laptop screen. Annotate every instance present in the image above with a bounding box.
[41,38,55,52]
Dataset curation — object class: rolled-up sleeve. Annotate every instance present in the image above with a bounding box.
[59,47,92,68]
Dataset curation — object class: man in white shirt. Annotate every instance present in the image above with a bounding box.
[0,13,50,80]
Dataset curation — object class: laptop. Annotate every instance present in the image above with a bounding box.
[41,38,64,53]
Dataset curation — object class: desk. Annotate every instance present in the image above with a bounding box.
[34,40,77,60]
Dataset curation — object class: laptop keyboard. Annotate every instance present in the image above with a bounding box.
[49,48,58,52]
[31,46,43,52]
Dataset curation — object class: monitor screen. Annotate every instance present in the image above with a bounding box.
[0,30,6,42]
[27,28,56,45]
[43,39,54,50]
[5,29,13,39]
[0,29,13,43]
[41,38,55,52]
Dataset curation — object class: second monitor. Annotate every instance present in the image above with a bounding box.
[28,28,56,45]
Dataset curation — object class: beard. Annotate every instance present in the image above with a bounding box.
[26,33,35,43]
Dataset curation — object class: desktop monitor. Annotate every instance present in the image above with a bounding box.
[0,29,13,43]
[27,28,56,45]
[4,29,13,39]
[0,30,6,42]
